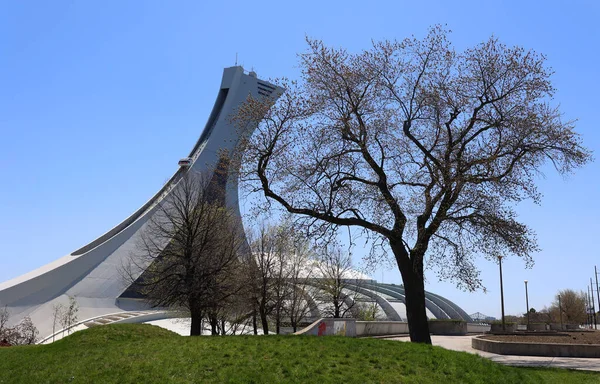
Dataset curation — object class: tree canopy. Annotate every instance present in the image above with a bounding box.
[236,26,591,343]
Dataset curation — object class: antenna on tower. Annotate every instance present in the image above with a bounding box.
[235,52,238,66]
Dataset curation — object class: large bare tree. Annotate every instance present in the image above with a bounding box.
[123,171,245,336]
[235,26,591,343]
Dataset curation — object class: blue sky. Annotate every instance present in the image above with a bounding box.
[1,0,599,318]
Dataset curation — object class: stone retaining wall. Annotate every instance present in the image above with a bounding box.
[296,319,488,337]
[466,323,491,333]
[472,336,600,358]
[356,321,409,336]
[490,323,517,333]
[526,323,547,331]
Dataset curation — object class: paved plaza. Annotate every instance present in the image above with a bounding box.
[390,335,600,371]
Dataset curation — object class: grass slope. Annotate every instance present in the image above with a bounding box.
[0,324,599,383]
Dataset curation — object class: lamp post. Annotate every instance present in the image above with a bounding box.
[524,280,530,328]
[558,294,563,330]
[498,255,506,332]
[591,278,597,330]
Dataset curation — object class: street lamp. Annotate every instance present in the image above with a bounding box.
[498,255,506,332]
[524,280,530,328]
[558,294,563,330]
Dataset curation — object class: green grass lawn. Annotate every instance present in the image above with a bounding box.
[0,324,599,383]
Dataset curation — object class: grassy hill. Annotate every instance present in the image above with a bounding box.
[0,324,598,383]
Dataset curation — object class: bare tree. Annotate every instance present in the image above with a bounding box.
[284,235,316,332]
[235,26,591,343]
[15,317,38,345]
[0,308,39,346]
[51,303,65,342]
[60,296,79,336]
[356,301,383,321]
[314,247,358,319]
[245,224,291,335]
[123,170,245,336]
[0,306,8,336]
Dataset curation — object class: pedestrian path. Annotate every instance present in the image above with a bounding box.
[389,335,600,371]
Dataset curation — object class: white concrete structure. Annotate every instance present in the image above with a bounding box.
[0,66,473,341]
[302,280,473,323]
[0,66,281,339]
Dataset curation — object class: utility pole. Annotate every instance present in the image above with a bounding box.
[587,289,593,329]
[498,255,506,332]
[524,280,530,328]
[595,266,600,324]
[591,278,597,330]
[558,294,563,330]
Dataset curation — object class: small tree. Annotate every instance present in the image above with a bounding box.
[245,223,291,335]
[285,235,316,332]
[0,306,11,344]
[356,301,382,321]
[0,306,8,336]
[0,309,39,346]
[52,303,65,342]
[15,317,38,345]
[550,289,586,324]
[60,296,79,336]
[314,247,358,318]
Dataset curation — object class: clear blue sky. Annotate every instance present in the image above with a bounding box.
[1,0,599,319]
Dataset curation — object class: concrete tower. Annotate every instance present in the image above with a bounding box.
[0,67,281,339]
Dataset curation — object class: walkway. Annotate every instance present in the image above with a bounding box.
[389,335,600,371]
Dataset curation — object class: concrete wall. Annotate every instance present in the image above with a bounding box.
[472,336,600,358]
[356,321,409,336]
[296,319,487,337]
[490,323,517,333]
[466,323,490,333]
[295,318,357,337]
[428,320,467,335]
[549,323,564,331]
[527,323,547,331]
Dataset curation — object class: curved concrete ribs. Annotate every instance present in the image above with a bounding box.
[0,67,281,338]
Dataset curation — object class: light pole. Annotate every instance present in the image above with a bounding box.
[595,266,600,324]
[498,255,506,332]
[591,278,597,330]
[558,294,563,330]
[524,280,530,328]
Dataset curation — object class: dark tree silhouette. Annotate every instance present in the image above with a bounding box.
[123,171,245,336]
[235,26,591,343]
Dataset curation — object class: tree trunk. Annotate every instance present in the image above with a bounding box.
[275,307,281,334]
[210,316,218,335]
[252,311,258,335]
[190,307,202,336]
[260,306,269,335]
[334,301,341,318]
[402,269,431,344]
[394,243,432,344]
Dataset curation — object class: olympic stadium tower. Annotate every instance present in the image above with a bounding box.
[0,66,281,339]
